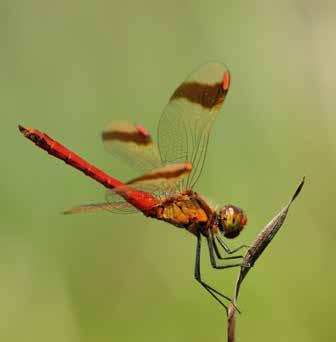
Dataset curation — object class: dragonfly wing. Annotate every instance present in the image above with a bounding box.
[65,163,192,215]
[127,162,193,198]
[104,189,142,214]
[106,162,193,213]
[63,202,138,215]
[158,62,230,189]
[102,121,162,174]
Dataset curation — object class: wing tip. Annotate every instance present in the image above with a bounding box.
[135,123,150,137]
[222,71,230,91]
[185,162,193,171]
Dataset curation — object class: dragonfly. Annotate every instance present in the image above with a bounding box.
[19,62,248,313]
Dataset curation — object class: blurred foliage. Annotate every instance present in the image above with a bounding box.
[1,1,336,341]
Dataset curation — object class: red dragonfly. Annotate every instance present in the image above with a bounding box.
[19,63,248,313]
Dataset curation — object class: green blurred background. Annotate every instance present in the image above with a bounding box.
[1,1,335,341]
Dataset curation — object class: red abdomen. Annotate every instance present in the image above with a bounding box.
[18,125,158,212]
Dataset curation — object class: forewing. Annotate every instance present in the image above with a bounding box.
[158,62,230,189]
[102,121,162,174]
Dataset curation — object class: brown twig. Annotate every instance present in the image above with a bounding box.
[227,177,305,342]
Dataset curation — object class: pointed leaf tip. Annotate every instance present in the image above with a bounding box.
[290,176,305,204]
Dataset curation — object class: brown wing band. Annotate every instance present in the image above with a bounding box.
[170,81,227,109]
[102,131,152,145]
[127,164,192,185]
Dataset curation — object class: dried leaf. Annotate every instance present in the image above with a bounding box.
[228,177,305,326]
[234,177,305,300]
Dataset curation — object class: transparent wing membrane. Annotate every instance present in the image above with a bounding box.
[99,63,230,206]
[127,162,192,194]
[64,162,193,215]
[105,183,163,213]
[63,202,137,215]
[102,121,161,174]
[104,189,142,214]
[158,63,230,189]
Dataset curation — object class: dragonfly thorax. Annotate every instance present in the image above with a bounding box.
[152,191,210,232]
[216,205,247,239]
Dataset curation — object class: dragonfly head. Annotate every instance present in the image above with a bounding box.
[217,205,247,239]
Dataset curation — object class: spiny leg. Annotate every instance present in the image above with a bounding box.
[194,232,236,314]
[213,238,243,260]
[208,236,247,270]
[216,235,250,255]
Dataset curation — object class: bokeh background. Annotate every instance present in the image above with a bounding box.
[1,1,335,341]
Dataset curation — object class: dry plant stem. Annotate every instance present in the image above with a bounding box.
[227,177,305,342]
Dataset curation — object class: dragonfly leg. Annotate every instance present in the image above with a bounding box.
[208,237,245,270]
[216,235,250,255]
[194,231,238,314]
[213,238,243,260]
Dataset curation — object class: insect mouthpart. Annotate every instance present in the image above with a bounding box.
[217,205,247,239]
